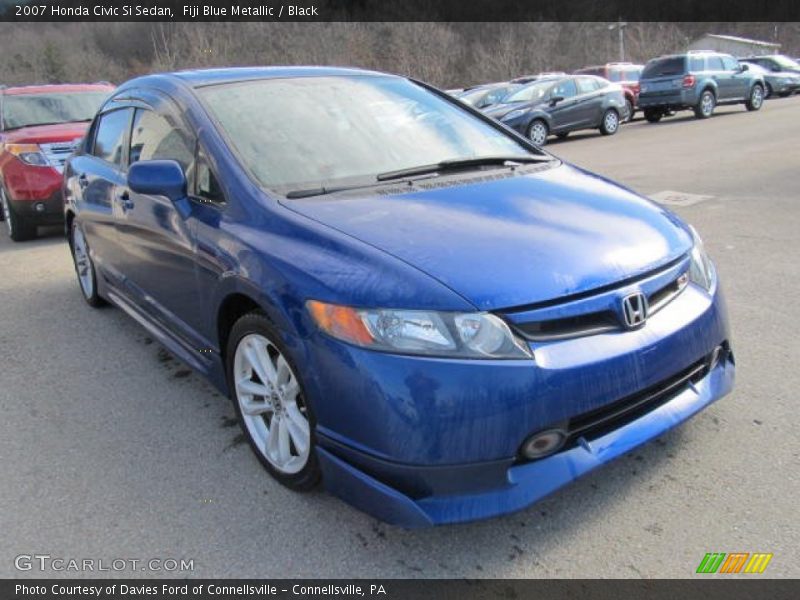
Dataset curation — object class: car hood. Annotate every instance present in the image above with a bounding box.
[484,101,535,118]
[0,122,89,145]
[282,163,693,311]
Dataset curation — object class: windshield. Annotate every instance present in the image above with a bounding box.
[1,91,110,130]
[501,80,554,104]
[200,76,539,191]
[773,55,800,69]
[642,57,686,79]
[608,67,642,82]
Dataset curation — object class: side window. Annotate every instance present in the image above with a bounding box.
[129,108,194,173]
[721,56,739,71]
[552,79,578,99]
[194,148,225,206]
[576,77,599,94]
[690,57,704,72]
[91,109,131,167]
[707,56,725,71]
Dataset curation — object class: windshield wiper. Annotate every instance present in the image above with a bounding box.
[376,155,549,182]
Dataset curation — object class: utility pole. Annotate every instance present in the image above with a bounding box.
[609,20,628,62]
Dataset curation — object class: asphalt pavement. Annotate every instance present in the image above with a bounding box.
[1,96,798,578]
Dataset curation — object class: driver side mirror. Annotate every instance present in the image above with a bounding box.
[739,63,749,72]
[128,159,187,204]
[549,95,564,106]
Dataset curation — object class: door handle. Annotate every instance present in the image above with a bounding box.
[78,174,89,189]
[117,190,134,211]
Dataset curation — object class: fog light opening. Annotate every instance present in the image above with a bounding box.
[521,429,567,460]
[709,344,724,370]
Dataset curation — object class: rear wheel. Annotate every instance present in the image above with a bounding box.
[623,98,634,122]
[644,108,663,123]
[69,220,105,307]
[527,119,548,146]
[1,187,36,242]
[694,89,716,119]
[227,313,320,491]
[745,84,764,111]
[599,109,620,135]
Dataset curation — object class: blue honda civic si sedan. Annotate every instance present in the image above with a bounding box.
[64,67,734,527]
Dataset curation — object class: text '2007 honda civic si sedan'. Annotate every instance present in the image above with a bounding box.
[64,67,734,527]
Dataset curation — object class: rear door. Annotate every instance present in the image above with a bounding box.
[70,106,133,285]
[575,77,605,125]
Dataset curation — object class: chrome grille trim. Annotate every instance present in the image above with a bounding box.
[40,139,81,173]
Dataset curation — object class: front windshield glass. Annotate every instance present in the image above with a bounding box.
[2,92,110,130]
[774,55,800,69]
[200,76,539,191]
[501,80,554,104]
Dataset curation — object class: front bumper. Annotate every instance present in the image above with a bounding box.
[319,354,734,527]
[304,282,733,527]
[8,190,64,226]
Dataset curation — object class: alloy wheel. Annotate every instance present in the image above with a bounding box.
[701,92,715,117]
[233,334,311,474]
[751,86,763,109]
[72,224,94,299]
[604,110,619,133]
[528,121,548,146]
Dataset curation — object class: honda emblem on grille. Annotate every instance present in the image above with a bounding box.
[621,292,649,329]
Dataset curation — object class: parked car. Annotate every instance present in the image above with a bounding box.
[65,67,734,527]
[637,51,765,122]
[456,82,521,109]
[741,54,800,75]
[511,72,567,85]
[0,83,114,241]
[483,75,628,145]
[739,61,800,97]
[574,62,643,121]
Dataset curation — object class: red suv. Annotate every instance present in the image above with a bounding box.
[574,63,643,121]
[0,83,114,241]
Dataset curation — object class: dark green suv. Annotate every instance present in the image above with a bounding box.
[638,51,766,122]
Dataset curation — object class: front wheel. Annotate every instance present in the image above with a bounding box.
[527,119,549,146]
[644,109,663,123]
[746,84,764,111]
[2,187,36,242]
[694,90,716,119]
[227,313,321,491]
[599,109,620,135]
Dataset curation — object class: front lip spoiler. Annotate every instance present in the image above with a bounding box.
[316,356,735,528]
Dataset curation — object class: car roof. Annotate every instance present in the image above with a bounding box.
[1,83,115,95]
[158,66,392,88]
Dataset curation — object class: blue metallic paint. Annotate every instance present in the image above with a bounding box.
[64,67,735,527]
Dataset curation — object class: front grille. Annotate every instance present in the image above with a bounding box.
[512,269,688,342]
[40,139,81,173]
[517,346,727,464]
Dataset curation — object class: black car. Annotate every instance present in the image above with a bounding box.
[456,82,521,110]
[483,75,628,145]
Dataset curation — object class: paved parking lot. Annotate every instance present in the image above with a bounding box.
[1,97,798,579]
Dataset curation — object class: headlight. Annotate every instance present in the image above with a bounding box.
[688,226,714,292]
[307,301,532,359]
[501,109,528,121]
[2,143,50,167]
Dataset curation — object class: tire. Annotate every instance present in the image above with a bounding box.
[694,89,716,119]
[527,119,549,146]
[623,98,634,123]
[226,312,321,491]
[745,84,764,111]
[644,109,663,123]
[599,108,620,135]
[765,83,773,98]
[1,187,37,242]
[69,220,106,307]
